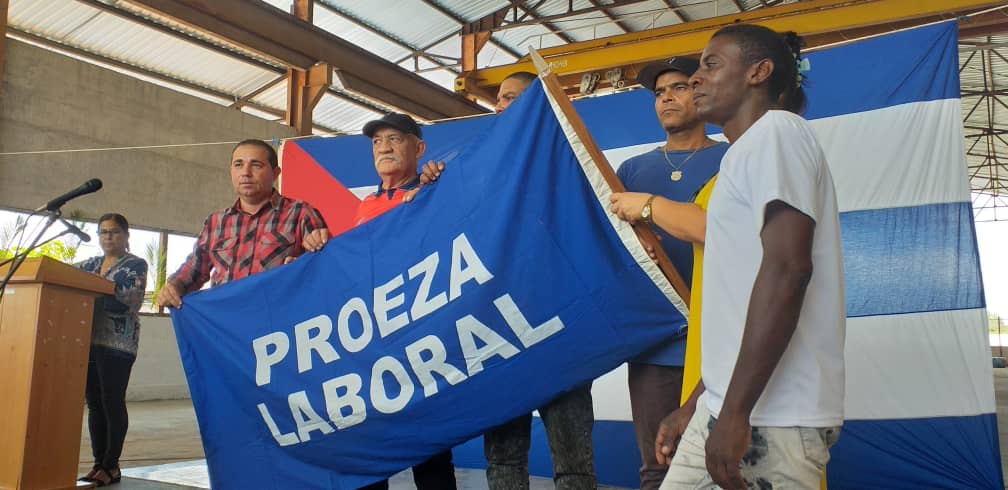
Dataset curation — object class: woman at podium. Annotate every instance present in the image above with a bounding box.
[75,213,148,487]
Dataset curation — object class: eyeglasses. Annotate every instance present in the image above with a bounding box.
[97,229,123,237]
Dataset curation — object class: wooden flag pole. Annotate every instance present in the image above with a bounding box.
[528,47,691,305]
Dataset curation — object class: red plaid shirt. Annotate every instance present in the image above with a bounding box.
[170,191,327,293]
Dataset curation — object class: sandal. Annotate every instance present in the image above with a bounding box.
[108,466,122,485]
[89,467,113,487]
[78,464,101,483]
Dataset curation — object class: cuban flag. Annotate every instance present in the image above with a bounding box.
[278,20,1000,489]
[801,22,1000,490]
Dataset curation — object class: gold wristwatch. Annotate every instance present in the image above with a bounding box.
[641,195,656,225]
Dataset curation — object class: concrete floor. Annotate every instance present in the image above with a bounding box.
[994,368,1008,488]
[77,400,204,490]
[79,370,1008,489]
[76,400,626,490]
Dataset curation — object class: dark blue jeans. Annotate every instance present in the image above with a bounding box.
[484,385,596,490]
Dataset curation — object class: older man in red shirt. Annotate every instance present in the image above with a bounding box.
[303,113,429,249]
[304,113,457,490]
[354,113,428,225]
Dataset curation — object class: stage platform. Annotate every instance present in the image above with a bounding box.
[117,460,620,489]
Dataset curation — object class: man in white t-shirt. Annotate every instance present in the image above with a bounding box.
[658,24,845,490]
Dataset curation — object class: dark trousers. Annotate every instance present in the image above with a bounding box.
[358,450,456,490]
[484,385,596,490]
[627,363,684,490]
[85,345,136,470]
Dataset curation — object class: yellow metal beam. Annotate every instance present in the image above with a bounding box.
[457,0,1006,98]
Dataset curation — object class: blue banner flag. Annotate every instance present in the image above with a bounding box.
[171,80,687,489]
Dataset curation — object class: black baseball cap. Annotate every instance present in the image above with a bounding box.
[362,113,422,139]
[637,57,700,91]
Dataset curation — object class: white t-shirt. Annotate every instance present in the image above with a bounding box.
[701,110,846,427]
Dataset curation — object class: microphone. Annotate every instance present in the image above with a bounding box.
[57,216,90,243]
[34,179,103,213]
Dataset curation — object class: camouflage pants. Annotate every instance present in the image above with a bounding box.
[660,394,840,490]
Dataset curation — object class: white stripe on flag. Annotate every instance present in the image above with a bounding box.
[812,98,969,212]
[845,308,995,420]
[591,364,632,421]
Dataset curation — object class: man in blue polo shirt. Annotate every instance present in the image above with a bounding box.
[613,57,728,490]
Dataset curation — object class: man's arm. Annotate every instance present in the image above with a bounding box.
[301,204,330,253]
[609,192,707,244]
[705,200,815,490]
[655,379,706,464]
[157,216,214,308]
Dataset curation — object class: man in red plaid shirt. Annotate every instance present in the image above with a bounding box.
[157,139,328,308]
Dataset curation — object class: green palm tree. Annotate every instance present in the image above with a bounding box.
[0,210,84,262]
[144,237,168,311]
[0,215,28,260]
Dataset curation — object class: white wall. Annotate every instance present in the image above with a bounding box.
[128,314,189,401]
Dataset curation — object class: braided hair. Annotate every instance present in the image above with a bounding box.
[712,24,807,114]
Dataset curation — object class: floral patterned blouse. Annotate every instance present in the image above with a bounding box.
[76,253,148,357]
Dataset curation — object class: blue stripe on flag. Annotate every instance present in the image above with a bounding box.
[573,22,962,150]
[841,201,985,318]
[803,21,960,120]
[295,22,960,189]
[828,414,1003,490]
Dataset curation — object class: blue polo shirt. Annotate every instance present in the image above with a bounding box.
[616,142,728,366]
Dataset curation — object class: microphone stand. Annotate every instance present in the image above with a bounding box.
[0,211,67,299]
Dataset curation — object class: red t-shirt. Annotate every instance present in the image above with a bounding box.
[353,180,420,225]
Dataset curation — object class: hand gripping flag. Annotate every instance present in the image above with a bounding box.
[170,76,688,489]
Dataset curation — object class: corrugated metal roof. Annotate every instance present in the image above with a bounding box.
[318,0,460,50]
[494,23,569,52]
[8,0,1006,206]
[549,11,629,40]
[14,0,780,135]
[959,34,1008,206]
[65,14,279,95]
[608,0,686,31]
[475,40,521,67]
[10,0,97,35]
[677,0,742,22]
[100,1,284,67]
[9,0,281,98]
[313,6,413,62]
[442,0,512,23]
[313,92,386,134]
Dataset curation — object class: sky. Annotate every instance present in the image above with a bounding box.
[975,219,1007,318]
[0,209,195,294]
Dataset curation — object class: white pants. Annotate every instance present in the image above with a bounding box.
[659,395,840,490]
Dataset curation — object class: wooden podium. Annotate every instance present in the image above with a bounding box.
[0,257,114,490]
